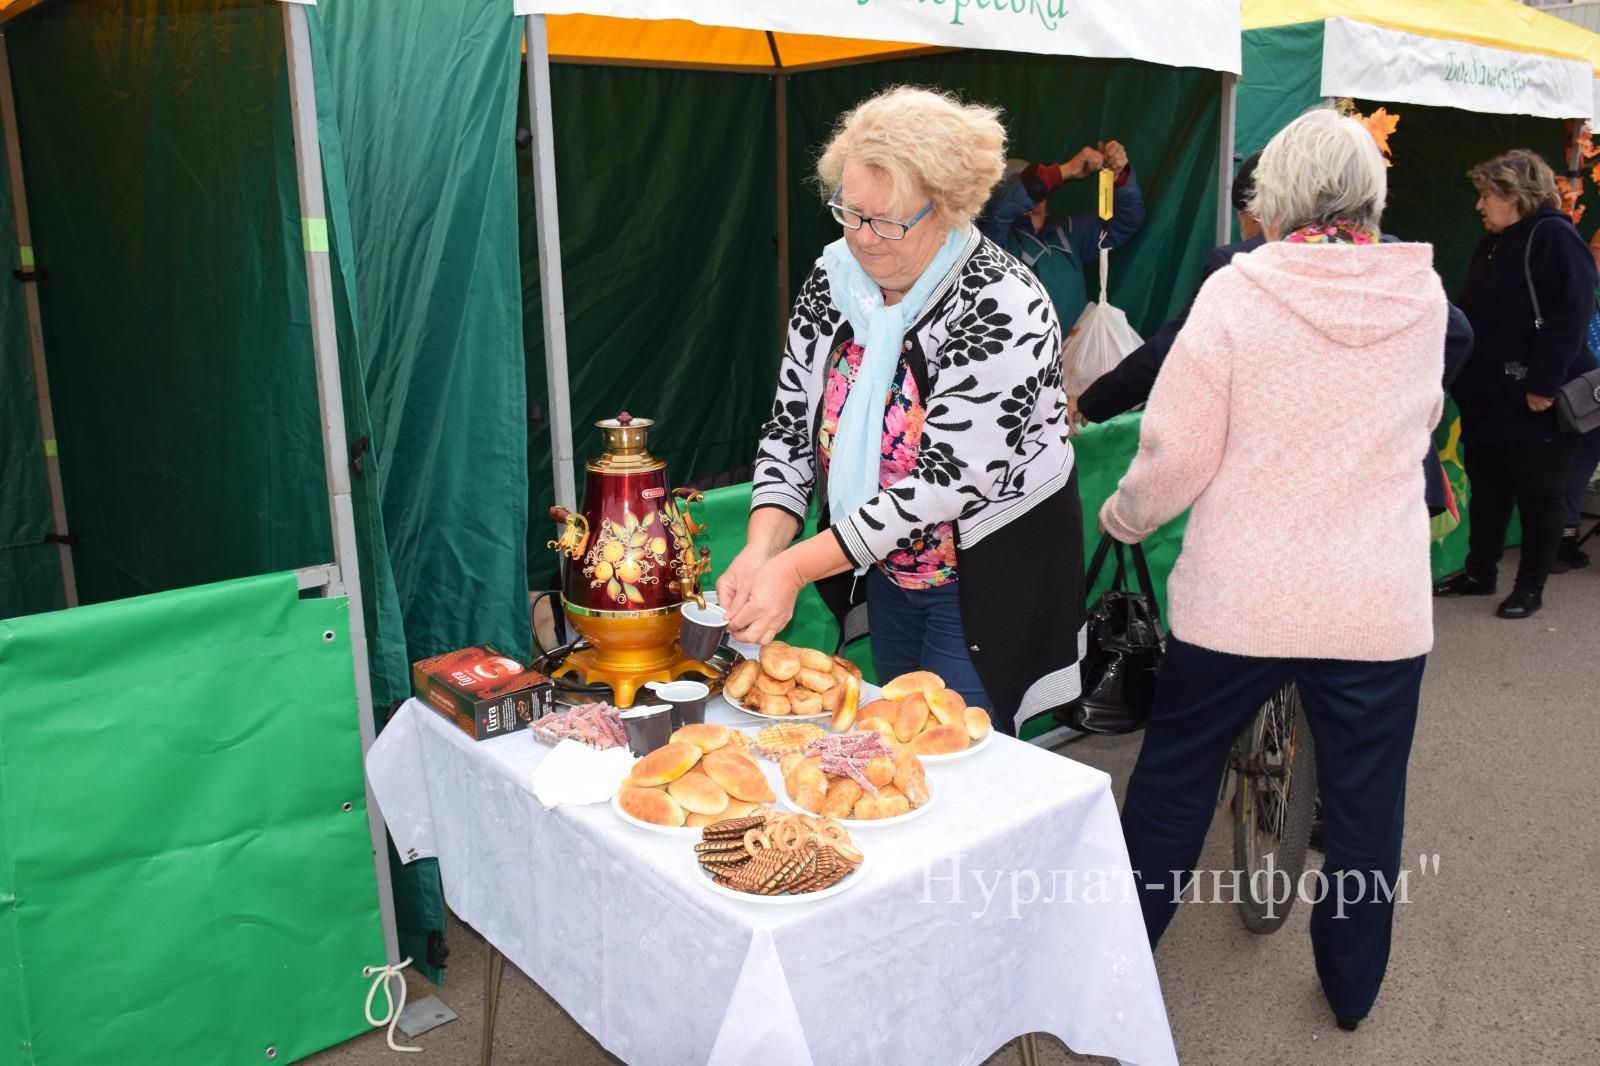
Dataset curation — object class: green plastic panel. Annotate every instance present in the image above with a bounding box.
[0,572,383,1065]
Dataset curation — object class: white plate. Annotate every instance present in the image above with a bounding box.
[610,791,700,836]
[692,850,868,905]
[720,688,832,722]
[778,778,937,827]
[912,727,995,764]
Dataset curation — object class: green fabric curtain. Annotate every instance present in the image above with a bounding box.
[320,0,530,667]
[0,0,412,711]
[0,108,59,618]
[519,64,780,589]
[1237,23,1326,164]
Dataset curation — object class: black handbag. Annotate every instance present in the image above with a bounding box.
[1522,219,1600,435]
[1060,537,1165,735]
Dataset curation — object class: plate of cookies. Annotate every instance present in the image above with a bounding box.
[720,641,863,722]
[691,811,866,903]
[612,723,776,834]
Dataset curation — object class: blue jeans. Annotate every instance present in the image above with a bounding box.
[1121,637,1425,1022]
[865,568,992,712]
[1565,427,1600,526]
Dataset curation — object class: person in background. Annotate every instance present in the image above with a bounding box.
[1435,150,1598,618]
[1104,109,1447,1033]
[1072,152,1263,426]
[1552,228,1600,572]
[976,141,1145,330]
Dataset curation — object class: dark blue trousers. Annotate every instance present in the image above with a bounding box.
[1121,637,1425,1021]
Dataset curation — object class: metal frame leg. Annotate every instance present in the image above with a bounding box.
[481,944,506,1066]
[1019,1032,1040,1066]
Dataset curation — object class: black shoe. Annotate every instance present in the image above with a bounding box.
[1552,528,1589,574]
[1433,573,1495,597]
[1496,589,1543,619]
[1336,1017,1362,1032]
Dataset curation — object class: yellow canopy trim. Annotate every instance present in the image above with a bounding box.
[544,15,945,73]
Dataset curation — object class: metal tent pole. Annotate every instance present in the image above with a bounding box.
[0,33,77,608]
[281,0,399,966]
[766,32,790,343]
[1217,71,1238,247]
[525,14,577,512]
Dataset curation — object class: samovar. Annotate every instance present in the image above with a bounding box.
[546,413,718,706]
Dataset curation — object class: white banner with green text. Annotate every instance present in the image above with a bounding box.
[1321,16,1592,121]
[512,0,1241,73]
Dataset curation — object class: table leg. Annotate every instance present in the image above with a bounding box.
[481,944,506,1066]
[1019,1032,1040,1066]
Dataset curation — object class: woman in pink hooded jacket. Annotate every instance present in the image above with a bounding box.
[1102,109,1446,1032]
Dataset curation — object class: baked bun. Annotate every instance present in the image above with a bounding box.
[863,754,896,788]
[701,748,776,803]
[858,699,896,722]
[759,642,802,681]
[725,659,761,701]
[619,786,686,827]
[831,674,861,733]
[666,769,731,815]
[893,750,931,808]
[778,752,805,777]
[670,723,730,751]
[684,811,720,828]
[722,799,761,819]
[797,647,834,673]
[788,690,824,717]
[831,655,863,680]
[755,673,795,696]
[911,723,970,756]
[819,777,863,819]
[756,693,792,717]
[882,670,944,702]
[628,741,702,787]
[858,716,896,737]
[928,688,966,727]
[964,707,992,741]
[791,782,827,814]
[821,684,846,715]
[795,667,836,694]
[893,695,932,743]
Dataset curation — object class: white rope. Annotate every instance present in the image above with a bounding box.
[363,957,422,1053]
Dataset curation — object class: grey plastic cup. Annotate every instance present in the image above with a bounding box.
[646,680,710,730]
[617,704,673,756]
[678,601,729,661]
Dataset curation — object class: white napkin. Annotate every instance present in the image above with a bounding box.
[532,740,638,810]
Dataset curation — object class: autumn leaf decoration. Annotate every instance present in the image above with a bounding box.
[1334,100,1400,167]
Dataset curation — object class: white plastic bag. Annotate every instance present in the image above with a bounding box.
[1061,244,1143,397]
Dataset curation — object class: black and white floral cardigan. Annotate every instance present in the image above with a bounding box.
[750,227,1088,733]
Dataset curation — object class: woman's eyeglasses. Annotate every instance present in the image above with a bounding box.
[827,191,934,241]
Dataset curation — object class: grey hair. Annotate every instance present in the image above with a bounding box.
[1248,108,1387,236]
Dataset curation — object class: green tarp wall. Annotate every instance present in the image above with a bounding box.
[1239,21,1573,577]
[519,53,1225,587]
[0,0,419,1022]
[0,573,383,1064]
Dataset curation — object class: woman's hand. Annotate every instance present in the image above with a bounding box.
[1068,394,1089,436]
[1527,393,1555,412]
[716,543,778,618]
[726,555,805,646]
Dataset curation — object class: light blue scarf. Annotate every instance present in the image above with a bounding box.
[822,225,967,535]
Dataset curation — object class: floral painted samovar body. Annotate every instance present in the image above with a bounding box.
[547,413,716,706]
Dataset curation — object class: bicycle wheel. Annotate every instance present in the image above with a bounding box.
[1231,681,1317,934]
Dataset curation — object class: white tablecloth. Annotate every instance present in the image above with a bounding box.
[367,697,1177,1066]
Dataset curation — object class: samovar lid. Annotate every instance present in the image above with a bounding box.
[592,411,660,471]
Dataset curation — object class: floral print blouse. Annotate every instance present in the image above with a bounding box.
[817,340,958,589]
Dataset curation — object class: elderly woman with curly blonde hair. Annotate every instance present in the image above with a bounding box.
[719,86,1081,735]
